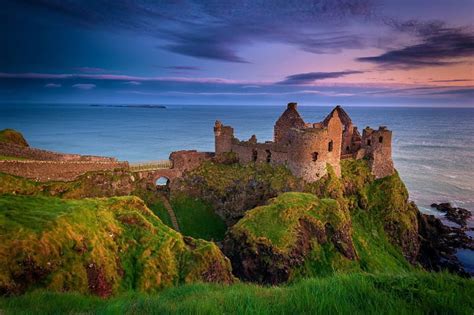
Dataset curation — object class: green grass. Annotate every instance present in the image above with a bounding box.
[234,192,345,251]
[0,195,233,296]
[0,155,27,160]
[147,200,174,229]
[0,272,472,314]
[171,194,227,241]
[0,129,29,147]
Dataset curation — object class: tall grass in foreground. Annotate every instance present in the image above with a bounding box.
[1,272,472,315]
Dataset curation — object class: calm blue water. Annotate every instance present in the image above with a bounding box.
[1,103,473,270]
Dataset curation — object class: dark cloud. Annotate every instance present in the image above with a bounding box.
[357,26,474,68]
[11,0,375,63]
[278,71,363,85]
[164,66,201,71]
[430,79,473,83]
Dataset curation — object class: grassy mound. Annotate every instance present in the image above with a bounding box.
[1,272,472,314]
[171,194,227,241]
[223,192,357,284]
[0,129,29,147]
[0,195,234,297]
[173,161,302,224]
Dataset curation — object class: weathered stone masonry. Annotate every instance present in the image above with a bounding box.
[215,103,394,182]
[0,102,394,184]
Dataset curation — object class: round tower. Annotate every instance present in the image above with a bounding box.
[287,128,329,182]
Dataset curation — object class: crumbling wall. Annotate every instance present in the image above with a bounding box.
[0,142,117,162]
[0,160,128,181]
[214,121,234,154]
[361,127,394,178]
[274,102,305,144]
[170,150,213,174]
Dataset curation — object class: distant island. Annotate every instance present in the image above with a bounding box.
[90,104,166,109]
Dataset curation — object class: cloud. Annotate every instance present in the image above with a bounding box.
[430,79,473,83]
[164,66,201,71]
[124,81,141,85]
[0,72,264,85]
[278,71,364,85]
[44,83,61,88]
[74,67,109,73]
[72,83,96,90]
[357,27,474,68]
[16,0,375,62]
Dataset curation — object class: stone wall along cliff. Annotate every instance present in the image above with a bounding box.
[0,160,128,181]
[0,142,117,162]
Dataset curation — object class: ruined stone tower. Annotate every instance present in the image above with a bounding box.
[214,120,234,154]
[360,126,394,178]
[213,102,394,182]
[274,102,306,145]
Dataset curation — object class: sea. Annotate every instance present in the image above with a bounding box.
[1,103,473,271]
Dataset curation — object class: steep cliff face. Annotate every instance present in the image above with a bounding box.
[171,161,302,224]
[223,193,356,284]
[222,159,422,283]
[0,195,234,297]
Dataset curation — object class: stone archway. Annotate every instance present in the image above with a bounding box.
[155,176,170,188]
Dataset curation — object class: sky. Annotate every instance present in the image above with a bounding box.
[1,0,473,106]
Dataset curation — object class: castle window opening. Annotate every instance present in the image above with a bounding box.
[346,146,350,152]
[155,177,170,187]
[266,150,272,163]
[252,149,258,162]
[312,152,319,161]
[379,136,383,143]
[367,139,371,146]
[328,140,334,152]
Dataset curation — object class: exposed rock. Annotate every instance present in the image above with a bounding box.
[417,212,473,277]
[223,193,356,284]
[430,203,472,227]
[0,129,29,147]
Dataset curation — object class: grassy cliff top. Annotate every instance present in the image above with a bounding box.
[0,195,234,296]
[0,129,29,147]
[233,192,347,251]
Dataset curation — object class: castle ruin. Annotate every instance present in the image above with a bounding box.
[214,103,394,182]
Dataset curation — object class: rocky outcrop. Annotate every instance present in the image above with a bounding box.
[417,212,473,276]
[0,129,29,147]
[223,193,356,284]
[171,161,302,224]
[430,203,472,227]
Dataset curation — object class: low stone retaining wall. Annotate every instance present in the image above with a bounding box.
[0,142,117,162]
[0,160,129,181]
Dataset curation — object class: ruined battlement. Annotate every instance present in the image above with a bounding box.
[215,102,394,182]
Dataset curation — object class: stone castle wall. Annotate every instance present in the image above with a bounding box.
[361,127,394,178]
[0,142,117,162]
[214,102,394,182]
[0,160,128,181]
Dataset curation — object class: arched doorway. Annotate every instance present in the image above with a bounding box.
[155,176,170,190]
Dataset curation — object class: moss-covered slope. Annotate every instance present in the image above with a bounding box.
[0,129,29,147]
[223,192,358,284]
[0,195,234,297]
[172,161,302,224]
